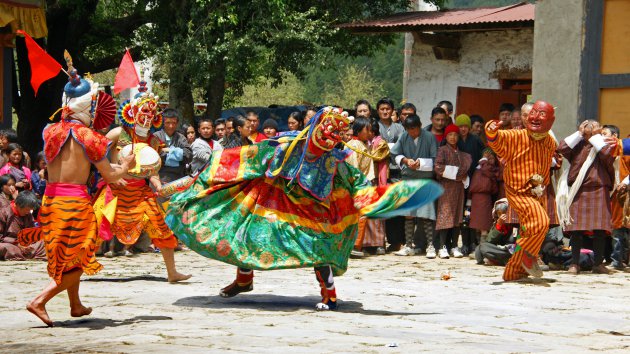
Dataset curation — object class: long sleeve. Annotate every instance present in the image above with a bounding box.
[434,147,446,179]
[456,152,472,181]
[485,121,515,161]
[370,139,390,162]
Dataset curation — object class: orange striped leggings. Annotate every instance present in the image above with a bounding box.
[503,188,549,281]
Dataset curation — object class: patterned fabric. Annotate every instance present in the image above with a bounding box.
[345,139,374,180]
[166,140,442,276]
[434,145,472,230]
[612,156,630,229]
[0,202,45,261]
[19,184,102,284]
[43,120,111,163]
[103,179,177,249]
[558,138,615,232]
[469,160,498,231]
[486,123,556,281]
[369,136,390,187]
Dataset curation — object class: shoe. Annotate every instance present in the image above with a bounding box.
[521,250,543,278]
[592,264,611,274]
[104,251,114,258]
[350,249,364,258]
[394,246,415,256]
[375,247,386,255]
[123,250,133,257]
[451,247,463,258]
[220,280,253,297]
[386,244,401,253]
[567,264,580,275]
[438,246,449,259]
[426,245,437,259]
[316,298,338,311]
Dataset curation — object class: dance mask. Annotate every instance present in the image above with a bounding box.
[525,100,555,138]
[119,80,163,137]
[307,106,354,156]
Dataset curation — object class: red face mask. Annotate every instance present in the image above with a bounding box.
[525,101,555,134]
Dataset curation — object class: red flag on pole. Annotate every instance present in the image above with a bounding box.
[16,30,62,97]
[114,49,140,95]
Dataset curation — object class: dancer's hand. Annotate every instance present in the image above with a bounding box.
[487,120,503,133]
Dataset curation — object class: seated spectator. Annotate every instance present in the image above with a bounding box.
[3,129,31,168]
[287,112,304,132]
[262,119,279,138]
[0,175,18,206]
[30,152,47,198]
[0,144,31,192]
[475,199,513,266]
[191,118,223,173]
[0,191,45,261]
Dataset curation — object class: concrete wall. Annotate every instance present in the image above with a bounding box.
[408,28,533,127]
[532,0,585,140]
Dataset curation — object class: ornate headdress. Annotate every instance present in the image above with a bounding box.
[60,51,116,129]
[117,76,163,133]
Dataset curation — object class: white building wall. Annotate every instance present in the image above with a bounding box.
[407,28,533,126]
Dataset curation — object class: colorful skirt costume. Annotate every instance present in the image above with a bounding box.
[166,139,443,276]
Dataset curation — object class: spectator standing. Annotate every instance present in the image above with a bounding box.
[390,114,438,257]
[287,112,304,132]
[246,110,266,143]
[497,103,515,130]
[557,120,614,275]
[224,116,252,149]
[303,105,318,126]
[354,99,373,119]
[437,100,454,125]
[469,149,499,238]
[425,107,448,144]
[605,125,629,270]
[191,118,223,173]
[183,124,196,145]
[154,108,193,183]
[470,115,485,137]
[262,119,279,138]
[214,118,227,145]
[399,103,417,125]
[30,152,47,198]
[434,124,472,258]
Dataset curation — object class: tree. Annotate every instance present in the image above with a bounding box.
[151,0,446,122]
[232,71,304,107]
[13,0,154,159]
[322,65,385,109]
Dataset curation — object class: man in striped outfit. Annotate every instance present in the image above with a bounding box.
[485,101,557,281]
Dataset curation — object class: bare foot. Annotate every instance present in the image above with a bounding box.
[70,305,92,318]
[26,301,53,327]
[168,272,192,283]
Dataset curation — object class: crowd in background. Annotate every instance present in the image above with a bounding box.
[2,97,629,277]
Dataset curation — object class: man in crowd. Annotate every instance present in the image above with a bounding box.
[425,107,448,144]
[391,114,438,258]
[154,108,192,184]
[191,117,223,173]
[498,103,515,130]
[437,100,454,125]
[214,118,227,145]
[246,110,266,143]
[399,103,417,125]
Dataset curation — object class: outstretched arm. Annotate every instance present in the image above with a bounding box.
[94,154,135,184]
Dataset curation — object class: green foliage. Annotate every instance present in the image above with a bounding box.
[232,71,305,107]
[322,65,385,109]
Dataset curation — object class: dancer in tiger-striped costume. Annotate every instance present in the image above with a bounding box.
[102,80,191,283]
[485,101,557,281]
[19,66,134,327]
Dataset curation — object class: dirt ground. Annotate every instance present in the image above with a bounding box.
[1,250,629,353]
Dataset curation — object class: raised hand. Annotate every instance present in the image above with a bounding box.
[487,120,504,133]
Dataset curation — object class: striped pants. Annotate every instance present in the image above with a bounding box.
[503,187,550,281]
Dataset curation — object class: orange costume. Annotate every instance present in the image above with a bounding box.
[20,121,111,284]
[485,101,557,281]
[101,127,177,249]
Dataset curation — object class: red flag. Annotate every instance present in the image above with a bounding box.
[114,49,140,95]
[17,30,62,96]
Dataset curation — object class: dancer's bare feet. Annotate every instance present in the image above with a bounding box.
[168,272,192,283]
[26,301,53,327]
[70,305,92,318]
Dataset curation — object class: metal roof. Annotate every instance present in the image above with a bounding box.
[338,2,534,33]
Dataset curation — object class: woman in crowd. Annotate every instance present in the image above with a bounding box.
[224,116,252,148]
[30,152,47,199]
[287,112,304,132]
[183,124,197,145]
[0,144,31,192]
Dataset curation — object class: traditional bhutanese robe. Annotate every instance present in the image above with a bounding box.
[370,136,390,187]
[166,139,443,275]
[390,129,438,219]
[558,136,615,232]
[0,201,45,261]
[434,145,472,230]
[469,160,498,232]
[486,123,556,281]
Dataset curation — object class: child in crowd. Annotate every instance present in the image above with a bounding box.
[475,199,514,266]
[434,124,472,259]
[262,119,279,138]
[0,143,31,192]
[30,152,47,198]
[469,148,499,238]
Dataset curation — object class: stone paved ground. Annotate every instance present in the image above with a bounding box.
[1,251,629,353]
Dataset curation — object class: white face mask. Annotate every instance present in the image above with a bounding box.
[135,125,150,137]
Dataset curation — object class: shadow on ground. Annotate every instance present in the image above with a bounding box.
[84,275,168,283]
[174,295,440,316]
[47,315,173,330]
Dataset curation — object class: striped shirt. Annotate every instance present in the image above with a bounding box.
[486,123,557,194]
